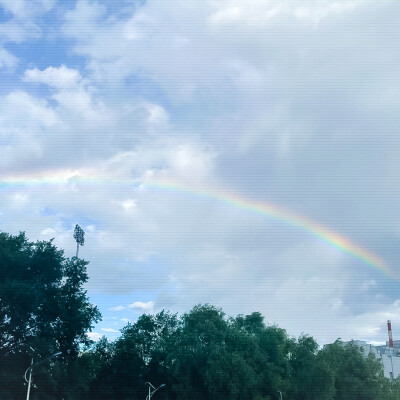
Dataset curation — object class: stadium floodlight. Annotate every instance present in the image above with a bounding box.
[73,224,85,258]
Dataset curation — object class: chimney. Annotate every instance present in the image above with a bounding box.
[388,320,394,348]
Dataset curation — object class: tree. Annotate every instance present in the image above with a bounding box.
[52,301,398,400]
[318,340,389,400]
[171,306,292,400]
[0,231,101,399]
[288,335,334,400]
[171,304,229,399]
[87,311,179,400]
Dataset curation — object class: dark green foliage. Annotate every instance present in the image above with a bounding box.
[87,311,179,400]
[84,307,397,400]
[171,305,229,399]
[288,335,334,400]
[0,231,101,399]
[1,231,398,399]
[317,340,393,400]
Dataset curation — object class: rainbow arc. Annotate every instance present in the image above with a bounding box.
[0,172,391,277]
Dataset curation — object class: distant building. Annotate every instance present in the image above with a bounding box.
[327,340,400,380]
[376,339,400,355]
[374,340,400,380]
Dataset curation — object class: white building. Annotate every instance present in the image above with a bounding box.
[339,340,400,380]
[380,352,400,380]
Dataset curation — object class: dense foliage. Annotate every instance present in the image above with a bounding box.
[84,307,399,400]
[0,232,101,399]
[81,307,400,400]
[1,231,399,399]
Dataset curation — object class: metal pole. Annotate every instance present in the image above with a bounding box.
[76,242,79,258]
[26,358,33,400]
[146,382,165,399]
[24,351,61,399]
[278,391,283,400]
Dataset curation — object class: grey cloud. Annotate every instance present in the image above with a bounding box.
[2,0,400,343]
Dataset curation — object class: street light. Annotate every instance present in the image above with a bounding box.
[277,390,283,400]
[24,351,62,400]
[73,224,85,258]
[145,382,165,400]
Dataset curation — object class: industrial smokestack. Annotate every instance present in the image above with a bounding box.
[388,320,394,348]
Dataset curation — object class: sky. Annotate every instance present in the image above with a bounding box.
[1,0,400,345]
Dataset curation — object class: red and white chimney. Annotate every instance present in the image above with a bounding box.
[388,320,394,348]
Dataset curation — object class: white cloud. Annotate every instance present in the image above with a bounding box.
[9,194,29,209]
[109,305,126,311]
[62,0,107,38]
[40,228,57,236]
[143,103,169,125]
[0,20,35,42]
[22,66,114,129]
[0,91,60,170]
[0,0,55,19]
[101,327,119,333]
[87,331,102,341]
[24,65,84,89]
[0,0,55,46]
[1,0,400,346]
[129,301,155,313]
[118,199,136,211]
[0,91,59,128]
[208,0,366,25]
[0,48,17,69]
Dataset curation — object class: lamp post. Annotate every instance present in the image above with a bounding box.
[145,382,165,400]
[277,390,283,400]
[25,357,33,400]
[73,224,85,258]
[24,351,62,400]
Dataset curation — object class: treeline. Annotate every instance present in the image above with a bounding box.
[1,232,400,399]
[78,307,400,400]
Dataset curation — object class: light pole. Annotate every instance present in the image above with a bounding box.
[277,390,283,400]
[73,224,85,258]
[24,351,61,400]
[25,357,33,400]
[145,382,165,400]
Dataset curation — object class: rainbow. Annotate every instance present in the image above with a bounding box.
[0,172,391,277]
[143,178,390,276]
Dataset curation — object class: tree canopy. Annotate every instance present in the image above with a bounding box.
[82,305,400,400]
[0,231,101,399]
[1,230,399,399]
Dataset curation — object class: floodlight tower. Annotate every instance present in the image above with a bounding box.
[73,224,85,258]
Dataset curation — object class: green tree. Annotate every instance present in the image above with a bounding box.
[171,304,229,399]
[88,311,178,400]
[227,312,292,400]
[387,376,400,400]
[0,231,101,399]
[318,340,389,400]
[170,306,292,400]
[288,335,334,400]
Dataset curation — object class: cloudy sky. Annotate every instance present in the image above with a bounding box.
[1,0,400,344]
